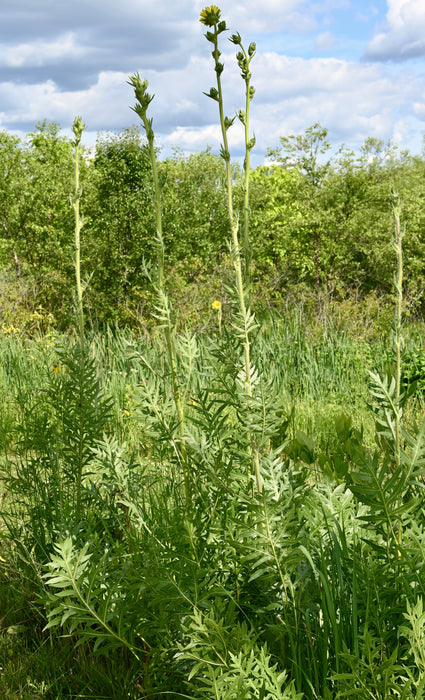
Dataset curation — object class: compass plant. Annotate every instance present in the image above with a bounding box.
[128,73,191,508]
[200,5,261,494]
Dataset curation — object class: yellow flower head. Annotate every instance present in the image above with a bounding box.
[200,5,221,26]
[2,324,20,335]
[212,300,221,311]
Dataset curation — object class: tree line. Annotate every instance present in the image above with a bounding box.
[0,120,424,329]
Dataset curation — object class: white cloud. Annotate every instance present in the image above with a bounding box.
[163,124,222,151]
[413,102,425,120]
[365,0,425,60]
[0,1,424,162]
[1,33,85,68]
[1,47,423,162]
[0,73,129,130]
[314,31,339,52]
[194,0,318,33]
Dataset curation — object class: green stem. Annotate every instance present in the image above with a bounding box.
[71,116,86,518]
[390,189,403,471]
[236,41,255,285]
[390,189,405,558]
[128,75,190,507]
[162,295,190,505]
[242,95,251,284]
[210,26,261,495]
[145,122,165,290]
[71,117,85,347]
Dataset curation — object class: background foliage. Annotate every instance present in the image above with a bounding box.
[1,121,425,329]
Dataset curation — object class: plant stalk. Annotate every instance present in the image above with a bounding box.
[71,116,86,518]
[205,18,261,494]
[71,116,85,347]
[128,75,191,507]
[390,189,404,470]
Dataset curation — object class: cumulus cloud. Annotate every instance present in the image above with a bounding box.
[0,0,424,162]
[1,33,84,68]
[0,0,198,90]
[364,0,425,60]
[238,53,422,153]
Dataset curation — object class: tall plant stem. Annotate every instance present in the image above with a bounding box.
[390,189,404,470]
[206,20,261,495]
[71,116,86,518]
[145,123,165,292]
[71,117,85,347]
[233,37,256,286]
[128,75,190,508]
[390,189,405,556]
[241,88,252,285]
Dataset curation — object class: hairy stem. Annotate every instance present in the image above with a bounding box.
[390,189,404,471]
[208,22,261,494]
[71,116,85,346]
[128,75,190,508]
[71,116,86,518]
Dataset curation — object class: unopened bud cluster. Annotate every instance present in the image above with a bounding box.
[72,116,86,147]
[200,5,256,164]
[128,73,155,142]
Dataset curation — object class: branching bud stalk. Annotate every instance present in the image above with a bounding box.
[201,7,261,494]
[71,116,86,347]
[128,74,191,508]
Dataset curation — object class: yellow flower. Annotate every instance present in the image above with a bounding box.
[53,365,61,373]
[200,5,221,26]
[212,300,221,311]
[2,324,20,335]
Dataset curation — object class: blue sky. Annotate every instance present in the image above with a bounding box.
[1,0,424,164]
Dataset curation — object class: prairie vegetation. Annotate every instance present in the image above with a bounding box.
[1,6,425,699]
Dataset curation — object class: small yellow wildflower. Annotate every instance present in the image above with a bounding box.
[2,324,20,335]
[212,300,222,335]
[30,311,43,320]
[53,365,61,373]
[200,5,221,26]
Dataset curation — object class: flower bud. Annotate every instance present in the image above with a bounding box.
[203,87,219,101]
[229,32,241,45]
[247,135,256,150]
[237,110,246,125]
[220,145,230,161]
[72,116,85,146]
[224,115,235,130]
